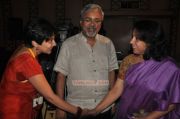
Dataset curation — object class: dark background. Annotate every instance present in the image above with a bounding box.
[0,0,180,78]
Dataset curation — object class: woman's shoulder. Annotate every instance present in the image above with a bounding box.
[7,53,37,70]
[11,53,33,62]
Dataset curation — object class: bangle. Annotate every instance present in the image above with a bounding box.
[74,106,82,119]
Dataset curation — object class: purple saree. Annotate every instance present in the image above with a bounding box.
[117,58,180,119]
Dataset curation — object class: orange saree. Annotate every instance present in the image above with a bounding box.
[0,53,43,119]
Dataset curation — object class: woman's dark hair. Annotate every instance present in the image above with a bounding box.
[24,18,55,47]
[132,20,168,61]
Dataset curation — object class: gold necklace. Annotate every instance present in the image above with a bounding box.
[28,48,36,58]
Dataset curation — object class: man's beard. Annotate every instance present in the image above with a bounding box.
[83,26,97,38]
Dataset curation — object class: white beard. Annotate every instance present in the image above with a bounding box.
[84,26,97,38]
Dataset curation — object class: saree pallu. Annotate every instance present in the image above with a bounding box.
[117,58,180,119]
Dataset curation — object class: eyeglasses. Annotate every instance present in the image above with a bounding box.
[82,18,103,24]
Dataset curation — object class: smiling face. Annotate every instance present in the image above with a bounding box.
[130,30,147,55]
[80,8,103,38]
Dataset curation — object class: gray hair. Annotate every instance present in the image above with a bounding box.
[80,4,104,20]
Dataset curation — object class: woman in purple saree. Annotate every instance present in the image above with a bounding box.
[117,57,180,119]
[89,20,180,119]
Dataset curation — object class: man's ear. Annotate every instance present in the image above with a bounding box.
[31,41,39,47]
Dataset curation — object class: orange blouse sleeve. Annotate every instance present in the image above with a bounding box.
[118,56,131,80]
[118,54,143,80]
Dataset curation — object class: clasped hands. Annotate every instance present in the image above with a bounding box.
[80,108,98,118]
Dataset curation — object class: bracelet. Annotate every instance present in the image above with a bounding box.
[74,106,82,119]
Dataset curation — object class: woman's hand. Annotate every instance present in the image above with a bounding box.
[131,109,150,119]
